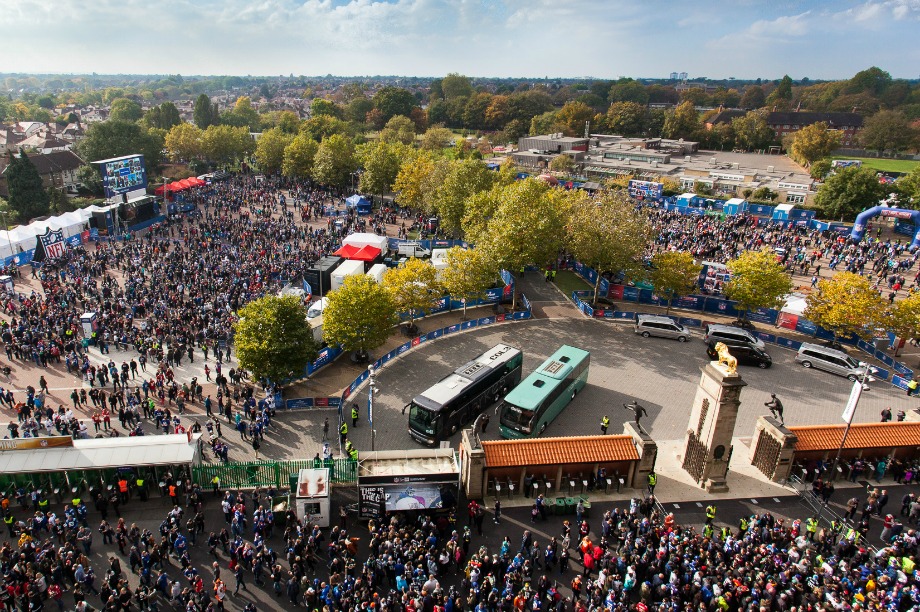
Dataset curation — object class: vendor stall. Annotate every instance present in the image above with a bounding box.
[295,468,331,527]
[357,449,460,520]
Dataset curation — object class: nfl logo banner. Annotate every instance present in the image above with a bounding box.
[34,228,67,262]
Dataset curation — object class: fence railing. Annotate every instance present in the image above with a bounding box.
[192,458,358,490]
[568,263,915,389]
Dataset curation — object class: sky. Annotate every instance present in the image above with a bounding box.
[1,0,918,80]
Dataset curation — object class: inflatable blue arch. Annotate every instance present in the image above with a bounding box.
[851,206,920,249]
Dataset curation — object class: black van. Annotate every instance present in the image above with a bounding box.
[706,339,772,369]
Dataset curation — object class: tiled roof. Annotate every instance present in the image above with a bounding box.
[482,435,638,468]
[766,111,863,128]
[790,422,920,453]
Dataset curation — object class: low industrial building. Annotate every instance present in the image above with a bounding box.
[511,133,816,205]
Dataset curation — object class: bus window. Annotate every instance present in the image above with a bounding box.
[408,404,438,436]
[499,402,535,433]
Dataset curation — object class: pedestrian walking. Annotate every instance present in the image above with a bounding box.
[322,417,329,441]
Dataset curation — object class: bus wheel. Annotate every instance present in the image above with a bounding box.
[539,422,547,435]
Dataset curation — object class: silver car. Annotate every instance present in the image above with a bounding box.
[635,314,691,342]
[795,343,868,381]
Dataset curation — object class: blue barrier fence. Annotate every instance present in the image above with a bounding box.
[569,263,916,387]
[339,296,534,404]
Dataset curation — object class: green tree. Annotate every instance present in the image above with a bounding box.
[254,127,293,174]
[809,159,832,181]
[555,101,594,137]
[233,295,320,385]
[382,258,442,331]
[193,93,217,129]
[358,140,406,195]
[346,97,374,124]
[549,154,575,174]
[77,121,164,170]
[109,98,143,123]
[766,75,793,105]
[282,134,319,179]
[164,123,203,162]
[439,247,497,319]
[323,274,398,361]
[5,151,50,221]
[805,272,886,342]
[441,73,474,99]
[723,249,792,320]
[605,102,648,136]
[300,115,350,142]
[419,126,454,151]
[312,134,357,188]
[372,87,417,124]
[786,122,841,166]
[814,166,887,221]
[896,165,920,206]
[740,86,766,109]
[662,101,700,140]
[310,98,343,119]
[566,189,651,305]
[77,164,104,196]
[473,179,569,305]
[608,80,649,105]
[142,102,181,130]
[378,115,416,145]
[200,125,254,165]
[858,110,917,153]
[650,251,703,314]
[731,111,774,151]
[222,96,261,132]
[435,158,495,236]
[529,111,558,136]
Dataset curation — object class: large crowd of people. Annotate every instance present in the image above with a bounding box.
[0,174,919,610]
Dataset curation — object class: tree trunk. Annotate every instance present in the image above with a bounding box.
[666,297,672,315]
[593,276,601,306]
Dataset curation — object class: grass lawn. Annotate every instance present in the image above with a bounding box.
[832,156,919,174]
[553,270,592,298]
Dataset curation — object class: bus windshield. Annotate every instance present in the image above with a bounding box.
[408,404,438,435]
[499,401,535,433]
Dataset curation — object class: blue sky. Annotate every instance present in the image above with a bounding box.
[1,0,918,79]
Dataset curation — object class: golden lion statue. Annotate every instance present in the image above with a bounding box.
[714,342,737,374]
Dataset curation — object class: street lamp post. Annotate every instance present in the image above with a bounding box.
[829,362,877,481]
[368,366,378,452]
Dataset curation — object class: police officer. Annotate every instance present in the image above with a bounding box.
[600,415,610,435]
[705,504,716,525]
[351,403,359,428]
[3,513,14,538]
[647,471,657,495]
[339,422,348,444]
[136,475,147,501]
[738,515,749,537]
[211,475,221,496]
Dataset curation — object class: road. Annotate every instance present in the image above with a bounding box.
[342,317,914,452]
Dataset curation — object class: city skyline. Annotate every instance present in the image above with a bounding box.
[1,0,919,80]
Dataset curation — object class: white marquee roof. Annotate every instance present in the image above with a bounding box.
[0,434,199,474]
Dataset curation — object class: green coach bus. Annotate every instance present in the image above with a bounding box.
[498,345,590,439]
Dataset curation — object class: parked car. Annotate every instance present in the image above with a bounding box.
[703,323,766,350]
[635,314,691,342]
[795,343,868,381]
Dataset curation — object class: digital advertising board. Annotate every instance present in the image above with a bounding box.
[94,154,147,199]
[628,180,663,200]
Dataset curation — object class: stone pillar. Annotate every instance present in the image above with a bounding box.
[749,416,798,483]
[682,362,747,492]
[460,429,486,499]
[624,422,657,490]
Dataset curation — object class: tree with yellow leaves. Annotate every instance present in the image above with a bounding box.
[805,272,886,341]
